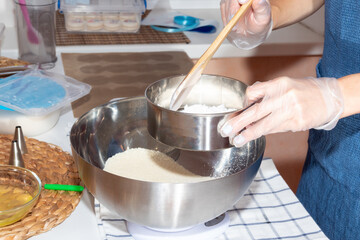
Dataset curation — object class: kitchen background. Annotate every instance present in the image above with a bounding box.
[0,0,325,193]
[0,0,331,239]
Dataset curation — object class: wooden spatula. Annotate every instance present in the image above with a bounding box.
[169,0,254,111]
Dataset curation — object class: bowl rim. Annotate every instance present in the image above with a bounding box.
[144,74,246,117]
[0,165,42,213]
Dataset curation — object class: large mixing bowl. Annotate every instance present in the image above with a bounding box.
[70,97,265,230]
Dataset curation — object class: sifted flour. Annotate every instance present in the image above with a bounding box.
[181,104,236,114]
[104,148,211,183]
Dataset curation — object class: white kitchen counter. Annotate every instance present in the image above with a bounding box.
[1,8,324,59]
[0,51,328,240]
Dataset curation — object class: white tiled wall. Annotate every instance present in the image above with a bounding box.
[146,0,221,9]
[0,0,16,28]
[0,0,325,36]
[147,0,325,35]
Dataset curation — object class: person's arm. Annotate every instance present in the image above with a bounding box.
[338,73,360,118]
[271,0,325,29]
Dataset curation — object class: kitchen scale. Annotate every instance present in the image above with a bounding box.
[127,212,230,240]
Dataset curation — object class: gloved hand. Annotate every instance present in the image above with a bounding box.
[220,0,273,49]
[218,77,344,147]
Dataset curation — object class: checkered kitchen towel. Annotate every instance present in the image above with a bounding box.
[95,159,329,240]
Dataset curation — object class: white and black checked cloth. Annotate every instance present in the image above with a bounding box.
[95,158,329,240]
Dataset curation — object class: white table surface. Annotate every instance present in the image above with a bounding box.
[0,51,327,239]
[0,6,325,235]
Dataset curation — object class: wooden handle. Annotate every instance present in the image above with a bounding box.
[169,0,254,110]
[194,0,254,72]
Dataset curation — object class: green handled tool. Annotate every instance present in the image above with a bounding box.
[44,184,84,192]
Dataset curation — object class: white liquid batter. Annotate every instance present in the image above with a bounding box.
[104,148,211,183]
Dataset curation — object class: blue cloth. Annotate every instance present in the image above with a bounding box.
[296,0,360,239]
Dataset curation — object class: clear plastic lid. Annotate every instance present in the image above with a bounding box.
[60,0,145,13]
[0,69,91,116]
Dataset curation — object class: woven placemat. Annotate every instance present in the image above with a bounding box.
[56,11,191,46]
[0,135,82,240]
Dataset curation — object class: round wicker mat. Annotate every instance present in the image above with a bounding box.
[0,135,83,240]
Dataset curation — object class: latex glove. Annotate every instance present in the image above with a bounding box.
[219,77,344,147]
[220,0,272,50]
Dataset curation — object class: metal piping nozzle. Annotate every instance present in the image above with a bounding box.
[14,126,28,154]
[9,140,25,168]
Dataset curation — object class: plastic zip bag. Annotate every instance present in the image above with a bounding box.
[0,69,91,116]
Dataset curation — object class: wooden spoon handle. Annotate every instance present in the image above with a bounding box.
[197,0,254,69]
[169,0,254,110]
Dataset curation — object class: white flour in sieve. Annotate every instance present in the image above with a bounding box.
[181,104,236,113]
[104,148,211,183]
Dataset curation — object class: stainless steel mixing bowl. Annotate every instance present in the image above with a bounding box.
[70,97,265,230]
[146,74,247,151]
